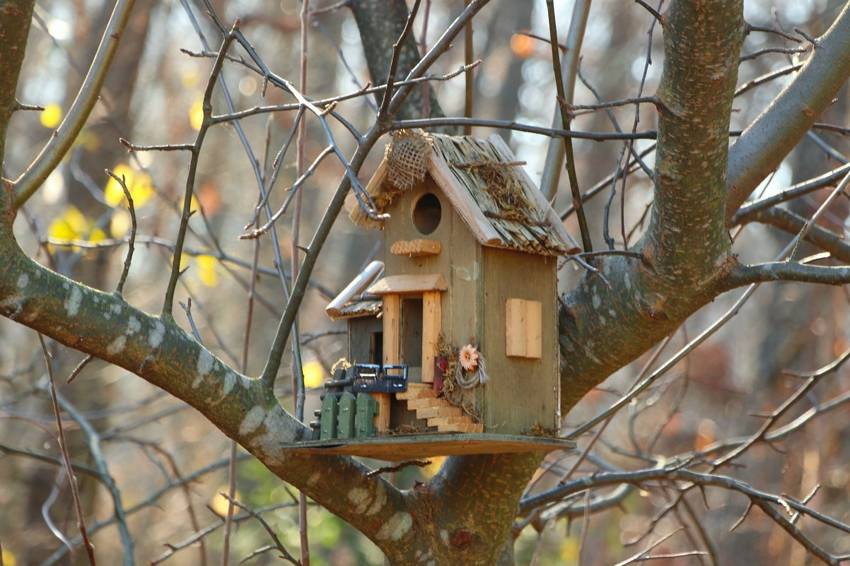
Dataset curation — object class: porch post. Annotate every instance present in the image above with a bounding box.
[422,291,442,383]
[378,293,400,431]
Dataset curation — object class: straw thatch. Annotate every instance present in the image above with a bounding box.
[351,130,573,255]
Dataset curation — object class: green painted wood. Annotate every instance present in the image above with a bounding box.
[320,394,339,440]
[355,393,378,438]
[337,392,356,439]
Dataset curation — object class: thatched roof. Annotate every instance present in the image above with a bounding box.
[350,131,577,256]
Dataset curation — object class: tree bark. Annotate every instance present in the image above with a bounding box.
[0,0,36,166]
[349,0,446,122]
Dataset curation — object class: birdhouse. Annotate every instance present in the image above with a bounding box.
[292,131,575,460]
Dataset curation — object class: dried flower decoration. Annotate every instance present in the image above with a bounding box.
[459,344,480,372]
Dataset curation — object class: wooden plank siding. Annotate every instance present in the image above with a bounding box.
[481,247,559,434]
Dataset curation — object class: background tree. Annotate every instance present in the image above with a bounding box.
[2,0,850,564]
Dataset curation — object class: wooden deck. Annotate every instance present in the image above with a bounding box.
[282,433,575,461]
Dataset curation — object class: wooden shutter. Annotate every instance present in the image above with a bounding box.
[505,298,542,359]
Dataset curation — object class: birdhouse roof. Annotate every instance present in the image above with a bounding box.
[325,260,384,320]
[350,132,578,256]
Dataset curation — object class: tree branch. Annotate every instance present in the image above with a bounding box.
[726,261,850,287]
[646,0,742,283]
[539,0,591,201]
[725,2,850,220]
[0,246,408,554]
[349,0,446,123]
[558,0,744,411]
[733,162,850,224]
[0,0,36,168]
[742,206,850,264]
[12,0,137,207]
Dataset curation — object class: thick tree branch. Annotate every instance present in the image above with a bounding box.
[0,243,410,554]
[559,0,744,411]
[646,0,742,283]
[0,0,36,167]
[12,0,136,206]
[407,453,542,564]
[725,1,850,220]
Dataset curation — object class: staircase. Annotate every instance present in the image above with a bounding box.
[397,383,483,433]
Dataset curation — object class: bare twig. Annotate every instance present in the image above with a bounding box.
[105,170,137,296]
[38,335,96,565]
[366,459,431,477]
[220,494,301,565]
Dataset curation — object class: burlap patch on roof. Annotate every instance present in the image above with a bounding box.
[385,129,432,191]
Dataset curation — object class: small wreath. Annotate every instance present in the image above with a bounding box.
[455,344,488,389]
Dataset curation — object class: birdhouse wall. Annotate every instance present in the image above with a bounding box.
[481,247,560,434]
[382,176,482,386]
[379,174,560,435]
[347,316,383,365]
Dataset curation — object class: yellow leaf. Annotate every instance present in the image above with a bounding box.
[88,227,107,243]
[189,99,204,131]
[196,255,218,287]
[423,456,446,477]
[104,165,135,206]
[210,488,239,516]
[40,103,62,128]
[131,172,154,207]
[1,547,17,566]
[104,164,154,208]
[181,68,200,88]
[303,360,325,389]
[111,209,132,239]
[48,206,87,241]
[79,129,101,152]
[560,538,579,563]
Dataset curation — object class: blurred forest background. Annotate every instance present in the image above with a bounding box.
[1,0,849,564]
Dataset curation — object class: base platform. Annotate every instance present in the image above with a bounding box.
[283,433,575,461]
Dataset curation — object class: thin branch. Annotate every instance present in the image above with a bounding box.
[377,0,422,117]
[13,0,137,207]
[210,62,478,124]
[119,138,194,152]
[733,162,850,224]
[745,22,801,43]
[55,389,134,565]
[393,117,656,140]
[463,0,473,133]
[38,335,96,565]
[220,494,301,565]
[728,261,850,286]
[539,0,591,201]
[366,459,431,477]
[162,24,236,319]
[740,46,808,63]
[546,0,592,251]
[105,170,137,296]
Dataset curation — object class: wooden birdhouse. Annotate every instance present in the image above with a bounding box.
[291,131,575,460]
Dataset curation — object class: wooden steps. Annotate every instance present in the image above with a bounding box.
[397,383,483,433]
